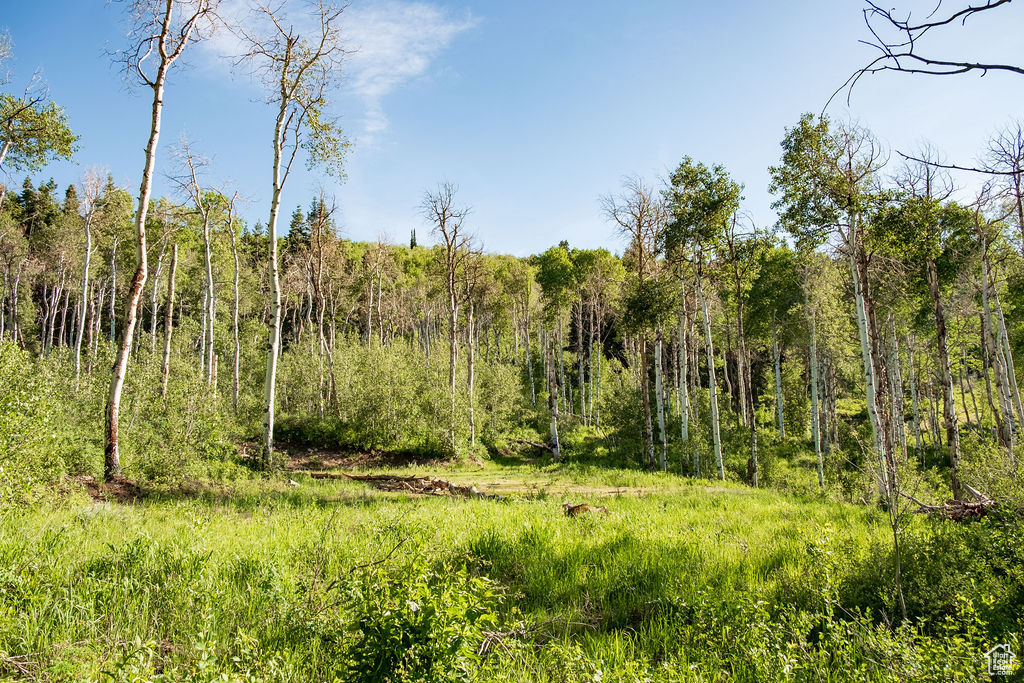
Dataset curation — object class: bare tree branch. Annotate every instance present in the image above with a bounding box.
[829,0,1021,110]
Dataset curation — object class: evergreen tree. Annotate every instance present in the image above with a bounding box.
[285,205,308,254]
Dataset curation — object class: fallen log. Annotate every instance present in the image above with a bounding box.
[310,472,503,500]
[899,485,995,521]
[512,438,555,453]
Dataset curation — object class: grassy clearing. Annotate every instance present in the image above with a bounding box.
[2,463,1019,681]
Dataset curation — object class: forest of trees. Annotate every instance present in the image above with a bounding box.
[5,112,1024,502]
[2,1,1024,680]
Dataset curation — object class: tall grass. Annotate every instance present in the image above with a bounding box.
[1,474,1019,681]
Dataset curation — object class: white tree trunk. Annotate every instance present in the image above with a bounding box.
[906,335,923,458]
[888,322,907,461]
[149,241,165,353]
[678,310,689,443]
[772,315,784,437]
[807,283,822,488]
[160,244,177,398]
[698,276,723,480]
[577,299,586,423]
[850,250,887,494]
[547,332,561,460]
[526,316,535,408]
[229,220,241,411]
[75,213,92,384]
[262,104,287,464]
[202,214,215,386]
[655,330,667,471]
[103,9,185,477]
[981,257,1014,447]
[994,287,1024,427]
[468,301,476,450]
[557,311,567,415]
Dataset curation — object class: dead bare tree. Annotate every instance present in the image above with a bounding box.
[309,191,341,417]
[74,169,104,386]
[986,121,1024,255]
[168,138,218,386]
[601,176,666,470]
[422,182,472,457]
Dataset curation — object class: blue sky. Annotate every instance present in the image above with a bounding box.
[3,1,1024,255]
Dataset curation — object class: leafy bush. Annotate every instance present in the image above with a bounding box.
[343,560,502,682]
[0,342,80,507]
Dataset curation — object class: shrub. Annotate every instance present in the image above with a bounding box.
[343,560,502,682]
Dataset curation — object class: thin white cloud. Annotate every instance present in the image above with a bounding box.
[198,0,476,140]
[343,1,477,139]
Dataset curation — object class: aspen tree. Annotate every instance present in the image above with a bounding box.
[104,0,218,480]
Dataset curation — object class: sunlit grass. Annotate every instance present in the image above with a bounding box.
[3,466,1013,681]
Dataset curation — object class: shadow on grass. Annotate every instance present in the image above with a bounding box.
[68,473,420,513]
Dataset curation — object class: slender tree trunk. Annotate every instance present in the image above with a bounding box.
[927,260,961,499]
[806,280,823,488]
[577,298,586,423]
[202,215,215,386]
[639,335,655,470]
[588,298,596,423]
[678,309,690,444]
[958,369,971,430]
[261,81,294,464]
[772,314,785,437]
[967,363,982,428]
[906,336,922,460]
[447,291,458,457]
[734,273,756,482]
[888,321,907,461]
[596,300,603,427]
[557,311,567,415]
[994,287,1024,428]
[149,242,165,353]
[850,246,887,494]
[0,268,7,341]
[229,214,241,411]
[103,9,188,478]
[11,264,21,348]
[655,329,667,471]
[733,299,748,428]
[468,300,476,450]
[365,273,374,347]
[525,314,536,408]
[57,288,70,349]
[547,331,561,460]
[160,244,178,398]
[722,318,735,420]
[376,268,384,346]
[981,263,1012,447]
[200,288,208,375]
[697,275,723,480]
[45,268,65,355]
[92,283,103,359]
